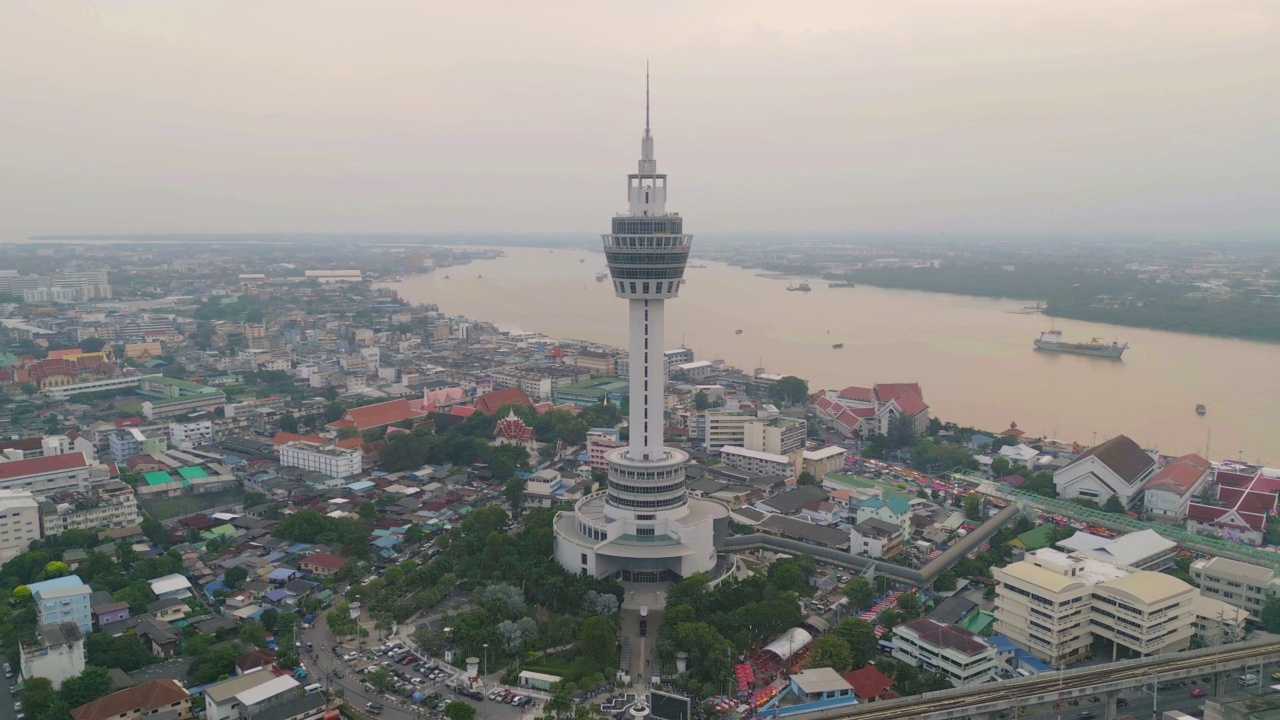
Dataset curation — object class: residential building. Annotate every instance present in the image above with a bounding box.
[1191,595,1250,646]
[71,679,190,720]
[801,445,847,480]
[719,446,793,478]
[696,410,756,451]
[840,667,896,704]
[38,481,140,537]
[993,548,1195,668]
[849,518,905,559]
[27,575,93,633]
[585,429,623,471]
[1053,435,1157,509]
[490,366,591,402]
[1142,453,1211,521]
[0,452,92,497]
[279,441,362,479]
[0,490,40,562]
[109,428,167,463]
[149,574,194,601]
[745,415,807,455]
[299,553,347,577]
[1190,556,1280,622]
[206,672,299,720]
[757,668,858,718]
[892,618,998,686]
[19,622,85,689]
[1185,468,1280,545]
[169,420,215,449]
[0,435,73,462]
[854,496,913,537]
[564,349,618,376]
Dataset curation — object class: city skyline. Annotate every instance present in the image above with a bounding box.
[2,1,1277,240]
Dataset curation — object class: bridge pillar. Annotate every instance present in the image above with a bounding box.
[1103,690,1119,720]
[1215,671,1228,696]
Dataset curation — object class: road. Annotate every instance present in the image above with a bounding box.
[1015,678,1269,720]
[298,615,531,720]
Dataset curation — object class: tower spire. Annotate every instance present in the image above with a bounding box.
[645,60,650,132]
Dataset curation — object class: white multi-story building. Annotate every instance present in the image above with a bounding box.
[1190,556,1280,622]
[278,441,362,479]
[0,453,91,498]
[39,482,140,537]
[993,548,1195,668]
[719,446,793,478]
[892,619,998,686]
[0,490,41,562]
[44,375,152,402]
[1141,453,1212,521]
[20,622,85,690]
[553,75,728,584]
[1053,434,1157,509]
[695,410,806,454]
[169,420,215,449]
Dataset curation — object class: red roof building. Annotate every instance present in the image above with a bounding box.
[1142,453,1211,521]
[70,679,190,720]
[841,666,896,702]
[474,387,535,415]
[493,410,538,450]
[272,431,326,446]
[300,552,349,576]
[326,398,426,432]
[1186,468,1280,545]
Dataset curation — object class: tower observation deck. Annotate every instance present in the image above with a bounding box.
[553,70,728,586]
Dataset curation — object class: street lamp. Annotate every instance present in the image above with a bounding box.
[483,643,489,679]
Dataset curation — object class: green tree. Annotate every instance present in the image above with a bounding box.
[844,578,874,610]
[1261,595,1280,633]
[990,456,1012,478]
[224,566,248,589]
[19,382,38,396]
[368,667,394,692]
[20,677,55,717]
[43,560,70,579]
[576,615,617,669]
[768,376,809,406]
[444,701,476,720]
[504,477,525,516]
[804,635,852,672]
[238,619,268,647]
[896,592,921,620]
[832,619,878,668]
[768,563,808,595]
[279,414,300,433]
[336,425,360,440]
[797,471,817,486]
[57,666,113,708]
[694,390,710,411]
[877,608,903,632]
[963,493,983,521]
[1103,494,1126,514]
[933,571,957,593]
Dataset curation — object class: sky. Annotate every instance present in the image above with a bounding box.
[1,1,1277,239]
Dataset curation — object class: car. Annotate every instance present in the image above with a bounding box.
[639,619,647,637]
[343,652,359,661]
[1191,688,1208,698]
[305,642,313,652]
[509,695,523,705]
[518,697,533,708]
[410,678,425,686]
[14,702,22,712]
[1116,699,1128,707]
[333,646,343,656]
[1077,713,1096,720]
[332,670,344,679]
[365,703,383,714]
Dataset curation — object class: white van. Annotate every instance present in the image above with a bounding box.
[1240,674,1259,687]
[303,683,323,695]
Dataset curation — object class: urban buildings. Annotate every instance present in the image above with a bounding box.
[70,679,191,720]
[19,622,86,690]
[324,398,426,433]
[694,408,806,454]
[812,383,930,439]
[719,446,793,478]
[1190,556,1280,622]
[585,428,624,471]
[38,481,141,537]
[0,490,41,562]
[0,453,92,497]
[278,441,362,479]
[1053,435,1157,508]
[138,377,227,421]
[1141,453,1212,521]
[849,518,905,559]
[1185,467,1280,545]
[800,445,847,479]
[1054,529,1177,572]
[27,575,93,633]
[553,78,728,584]
[169,420,215,449]
[993,549,1195,668]
[891,618,998,686]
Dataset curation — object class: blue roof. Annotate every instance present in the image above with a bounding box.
[263,551,288,563]
[1013,648,1053,672]
[345,480,376,492]
[267,568,298,581]
[287,543,314,554]
[222,455,245,464]
[27,575,88,596]
[264,588,290,602]
[372,535,400,549]
[988,634,1018,653]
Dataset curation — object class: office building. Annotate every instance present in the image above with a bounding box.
[553,75,728,584]
[1190,556,1280,622]
[0,453,92,497]
[279,441,362,479]
[695,409,806,454]
[993,549,1195,668]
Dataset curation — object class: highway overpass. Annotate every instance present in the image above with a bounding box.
[790,639,1280,720]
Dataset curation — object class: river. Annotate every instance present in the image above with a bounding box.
[392,247,1280,465]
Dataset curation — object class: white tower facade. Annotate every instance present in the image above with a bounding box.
[554,73,728,585]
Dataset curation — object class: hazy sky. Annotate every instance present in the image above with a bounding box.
[2,1,1277,239]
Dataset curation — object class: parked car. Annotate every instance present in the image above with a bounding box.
[1191,688,1208,698]
[365,703,383,714]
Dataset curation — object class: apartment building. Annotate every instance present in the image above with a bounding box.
[27,575,93,633]
[490,366,592,402]
[585,429,623,471]
[39,482,141,537]
[109,428,167,463]
[849,518,905,559]
[169,420,215,448]
[70,679,191,720]
[719,446,793,478]
[801,445,848,479]
[892,619,998,687]
[1190,556,1280,622]
[20,622,85,690]
[0,490,41,562]
[0,435,72,462]
[993,549,1195,668]
[694,409,807,454]
[279,441,362,479]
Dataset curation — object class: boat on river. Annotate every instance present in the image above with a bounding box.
[1196,404,1207,415]
[1034,330,1128,359]
[787,281,812,292]
[832,343,844,349]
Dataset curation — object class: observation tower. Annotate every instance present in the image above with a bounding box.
[553,71,728,586]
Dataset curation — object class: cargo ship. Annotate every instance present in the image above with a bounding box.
[1033,330,1128,359]
[787,281,812,292]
